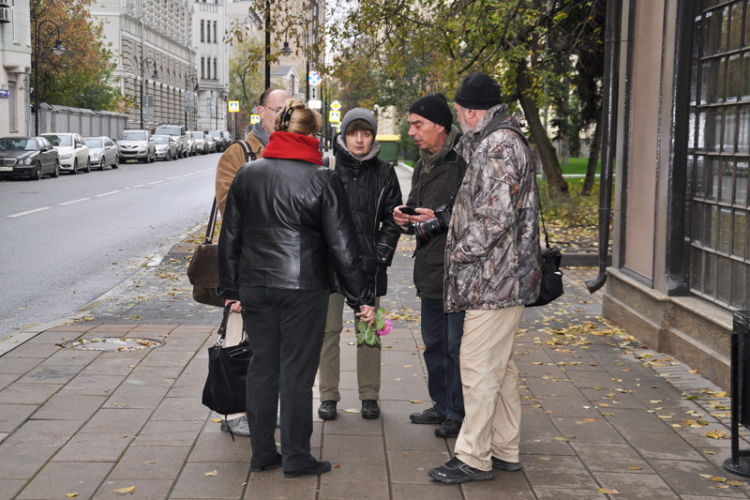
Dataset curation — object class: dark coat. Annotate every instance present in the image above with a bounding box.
[331,142,402,300]
[405,133,466,300]
[218,156,373,308]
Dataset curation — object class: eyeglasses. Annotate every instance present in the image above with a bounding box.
[261,105,284,114]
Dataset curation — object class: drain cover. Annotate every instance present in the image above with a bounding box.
[61,337,164,351]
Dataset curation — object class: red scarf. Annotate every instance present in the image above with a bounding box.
[262,131,323,166]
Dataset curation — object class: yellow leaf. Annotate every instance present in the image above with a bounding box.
[727,480,744,486]
[66,494,79,498]
[699,473,713,479]
[211,418,222,423]
[703,450,717,455]
[714,391,727,398]
[553,436,570,442]
[205,470,218,477]
[343,408,361,414]
[705,429,727,439]
[710,476,727,482]
[403,364,413,368]
[689,369,698,374]
[597,488,619,494]
[410,400,422,404]
[112,486,136,495]
[537,456,551,460]
[627,466,643,470]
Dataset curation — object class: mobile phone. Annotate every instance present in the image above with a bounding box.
[399,206,420,216]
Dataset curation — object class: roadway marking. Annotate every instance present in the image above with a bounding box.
[167,176,180,180]
[59,198,90,206]
[8,207,51,218]
[147,180,164,185]
[95,190,121,198]
[133,185,146,188]
[182,173,194,177]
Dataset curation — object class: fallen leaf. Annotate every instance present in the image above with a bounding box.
[403,452,412,457]
[344,408,361,414]
[597,488,619,494]
[537,456,551,460]
[703,450,717,455]
[112,486,136,495]
[627,466,643,470]
[66,494,79,498]
[403,364,413,368]
[727,480,744,486]
[333,463,341,468]
[410,400,422,404]
[710,476,727,482]
[205,470,218,477]
[700,473,713,479]
[553,436,570,442]
[689,369,698,374]
[705,429,727,439]
[211,418,222,423]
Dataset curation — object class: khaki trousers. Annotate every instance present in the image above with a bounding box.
[318,293,381,401]
[454,306,524,471]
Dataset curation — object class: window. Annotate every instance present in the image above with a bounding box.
[207,21,210,43]
[213,21,217,43]
[689,0,750,308]
[8,81,16,132]
[213,59,217,80]
[200,20,204,42]
[201,57,205,79]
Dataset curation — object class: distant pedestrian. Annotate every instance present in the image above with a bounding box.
[317,108,402,421]
[218,98,375,477]
[428,72,541,484]
[212,87,290,438]
[393,94,466,438]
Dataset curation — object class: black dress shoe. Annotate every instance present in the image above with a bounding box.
[409,407,446,425]
[435,418,462,438]
[318,401,337,420]
[361,400,380,419]
[250,453,282,472]
[284,460,332,478]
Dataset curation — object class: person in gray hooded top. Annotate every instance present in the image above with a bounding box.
[317,108,402,421]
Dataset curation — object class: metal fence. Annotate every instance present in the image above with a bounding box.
[33,103,129,139]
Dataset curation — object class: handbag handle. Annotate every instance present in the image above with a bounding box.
[205,198,219,244]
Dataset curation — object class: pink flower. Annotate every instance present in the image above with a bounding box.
[377,319,392,337]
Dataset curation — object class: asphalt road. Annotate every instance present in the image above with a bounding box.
[0,153,220,340]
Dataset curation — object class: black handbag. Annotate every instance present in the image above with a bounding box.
[528,193,564,308]
[187,198,225,307]
[202,304,252,416]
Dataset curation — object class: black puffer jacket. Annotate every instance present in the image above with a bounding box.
[331,137,402,300]
[218,156,373,308]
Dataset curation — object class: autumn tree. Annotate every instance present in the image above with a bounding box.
[227,33,265,131]
[31,0,122,111]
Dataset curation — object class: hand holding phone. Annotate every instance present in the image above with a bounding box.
[399,206,420,216]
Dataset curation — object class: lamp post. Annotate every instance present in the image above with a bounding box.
[33,19,66,136]
[140,57,159,129]
[185,74,199,130]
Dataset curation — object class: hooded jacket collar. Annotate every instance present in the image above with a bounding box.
[455,103,517,162]
[262,131,323,165]
[335,134,381,164]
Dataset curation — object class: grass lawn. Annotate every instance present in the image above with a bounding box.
[561,157,601,176]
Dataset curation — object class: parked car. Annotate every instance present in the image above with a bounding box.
[0,136,60,180]
[154,135,179,161]
[42,133,90,174]
[191,131,210,154]
[84,136,119,170]
[207,130,227,152]
[117,129,156,163]
[154,124,189,158]
[204,133,217,154]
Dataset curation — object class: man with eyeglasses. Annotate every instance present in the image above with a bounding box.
[213,87,289,439]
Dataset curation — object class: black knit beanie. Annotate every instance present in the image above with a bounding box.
[454,72,503,110]
[407,94,453,131]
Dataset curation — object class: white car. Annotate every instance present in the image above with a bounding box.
[42,133,90,174]
[84,136,119,170]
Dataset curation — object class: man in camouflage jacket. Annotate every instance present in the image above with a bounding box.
[429,72,541,484]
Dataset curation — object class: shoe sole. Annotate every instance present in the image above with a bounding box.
[410,418,444,425]
[318,413,337,421]
[493,463,522,472]
[435,432,459,438]
[284,464,332,478]
[428,469,495,484]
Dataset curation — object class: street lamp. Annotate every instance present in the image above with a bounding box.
[33,19,66,136]
[139,57,159,129]
[185,74,199,130]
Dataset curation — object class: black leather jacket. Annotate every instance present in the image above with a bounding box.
[332,141,402,299]
[217,157,373,308]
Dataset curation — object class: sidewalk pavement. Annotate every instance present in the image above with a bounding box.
[1,178,749,498]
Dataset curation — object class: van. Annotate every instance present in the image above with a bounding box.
[154,124,189,158]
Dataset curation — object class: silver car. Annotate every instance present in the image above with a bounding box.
[84,136,119,170]
[191,131,209,154]
[154,135,178,161]
[117,129,156,163]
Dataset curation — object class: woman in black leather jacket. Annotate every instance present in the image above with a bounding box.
[218,99,375,478]
[317,108,402,422]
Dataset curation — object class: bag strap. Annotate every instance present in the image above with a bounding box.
[323,156,336,170]
[232,140,256,162]
[216,303,232,341]
[205,198,219,244]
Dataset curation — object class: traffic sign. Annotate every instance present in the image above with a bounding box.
[228,101,240,113]
[308,99,322,109]
[308,70,322,87]
[250,114,260,124]
[330,100,341,111]
[329,111,341,123]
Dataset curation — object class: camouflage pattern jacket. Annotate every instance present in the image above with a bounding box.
[444,104,541,312]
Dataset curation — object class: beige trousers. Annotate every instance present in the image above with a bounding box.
[318,293,381,401]
[454,306,525,471]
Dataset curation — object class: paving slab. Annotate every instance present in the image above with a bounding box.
[170,462,249,499]
[109,445,192,480]
[16,461,113,499]
[318,462,390,500]
[93,479,174,499]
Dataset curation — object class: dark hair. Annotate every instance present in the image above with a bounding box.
[345,119,375,136]
[258,87,276,107]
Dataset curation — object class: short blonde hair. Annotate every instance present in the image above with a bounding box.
[275,98,321,136]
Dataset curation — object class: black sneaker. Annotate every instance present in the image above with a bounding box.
[492,456,522,471]
[435,418,462,438]
[284,459,332,478]
[409,407,446,425]
[250,453,282,472]
[318,401,337,420]
[362,400,380,419]
[429,457,495,484]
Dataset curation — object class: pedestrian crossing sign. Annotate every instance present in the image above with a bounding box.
[228,101,240,113]
[250,114,260,124]
[329,111,341,123]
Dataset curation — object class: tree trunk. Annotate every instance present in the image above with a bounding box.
[515,61,569,198]
[582,118,602,195]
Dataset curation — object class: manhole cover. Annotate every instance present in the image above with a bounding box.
[61,337,164,351]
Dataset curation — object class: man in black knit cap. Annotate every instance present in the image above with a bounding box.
[394,93,466,439]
